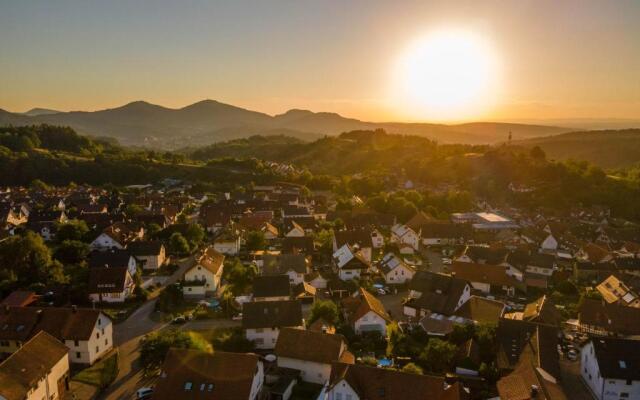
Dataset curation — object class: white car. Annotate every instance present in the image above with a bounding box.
[136,387,153,399]
[441,258,452,265]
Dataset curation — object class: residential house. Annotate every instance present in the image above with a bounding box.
[88,249,137,277]
[262,253,310,285]
[242,300,304,349]
[252,275,291,302]
[182,247,225,298]
[0,306,113,365]
[390,224,420,252]
[504,296,562,327]
[282,237,315,255]
[88,267,135,303]
[0,331,70,400]
[596,275,640,308]
[90,222,143,250]
[274,328,354,385]
[26,210,68,241]
[333,245,371,281]
[325,362,469,400]
[452,261,524,297]
[404,271,471,318]
[333,229,374,263]
[420,222,472,246]
[153,348,264,400]
[285,220,306,238]
[580,337,640,400]
[213,229,241,255]
[577,298,640,336]
[342,288,390,336]
[378,252,416,285]
[126,240,166,271]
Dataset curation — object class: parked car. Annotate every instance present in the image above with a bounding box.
[172,315,186,324]
[441,258,452,265]
[136,387,154,399]
[567,349,578,361]
[232,313,243,321]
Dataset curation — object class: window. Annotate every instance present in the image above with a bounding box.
[185,382,193,391]
[97,332,100,339]
[336,394,342,400]
[620,393,629,398]
[255,338,264,344]
[76,352,81,359]
[256,328,264,333]
[105,339,108,346]
[626,380,632,385]
[96,346,99,353]
[74,340,79,347]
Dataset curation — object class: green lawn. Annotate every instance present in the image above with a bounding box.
[73,352,119,389]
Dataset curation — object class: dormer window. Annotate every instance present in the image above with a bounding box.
[184,382,193,391]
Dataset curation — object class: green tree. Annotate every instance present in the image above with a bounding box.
[185,224,205,248]
[56,220,90,242]
[169,232,190,256]
[401,363,423,375]
[308,300,339,326]
[245,231,266,251]
[54,240,90,264]
[125,204,144,217]
[0,231,63,285]
[223,259,258,295]
[145,223,162,239]
[419,338,457,373]
[140,330,209,373]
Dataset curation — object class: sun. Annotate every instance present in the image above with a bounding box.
[392,29,500,121]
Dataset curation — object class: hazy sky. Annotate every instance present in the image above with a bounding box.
[1,0,639,122]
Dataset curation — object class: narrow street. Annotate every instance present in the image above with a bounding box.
[99,257,194,400]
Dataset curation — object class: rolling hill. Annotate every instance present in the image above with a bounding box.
[520,129,640,168]
[0,99,574,148]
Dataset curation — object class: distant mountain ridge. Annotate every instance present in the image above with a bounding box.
[519,129,640,168]
[0,99,574,148]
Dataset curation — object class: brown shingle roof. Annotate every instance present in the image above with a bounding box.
[0,306,104,342]
[329,362,460,400]
[153,349,260,400]
[0,331,69,400]
[275,328,349,365]
[348,288,390,324]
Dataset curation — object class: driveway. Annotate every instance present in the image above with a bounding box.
[379,290,407,321]
[99,256,194,400]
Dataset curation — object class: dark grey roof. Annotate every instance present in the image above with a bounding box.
[126,240,164,256]
[88,249,134,269]
[242,300,303,329]
[252,275,291,298]
[592,337,640,381]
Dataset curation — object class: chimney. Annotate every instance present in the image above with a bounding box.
[530,384,539,398]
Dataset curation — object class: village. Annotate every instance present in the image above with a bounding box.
[0,179,638,400]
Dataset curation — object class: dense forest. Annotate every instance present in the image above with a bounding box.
[3,125,640,220]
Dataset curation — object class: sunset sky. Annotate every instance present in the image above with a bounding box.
[1,0,639,122]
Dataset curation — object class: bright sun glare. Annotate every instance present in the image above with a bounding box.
[393,30,499,121]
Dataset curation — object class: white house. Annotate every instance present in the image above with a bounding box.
[90,231,124,250]
[581,338,640,400]
[126,241,166,270]
[0,331,70,400]
[378,252,416,284]
[242,300,303,349]
[182,247,225,298]
[88,267,135,303]
[343,288,390,336]
[390,224,420,251]
[324,362,458,400]
[541,234,559,251]
[285,220,306,237]
[214,231,241,255]
[333,245,370,281]
[0,306,113,366]
[275,328,353,385]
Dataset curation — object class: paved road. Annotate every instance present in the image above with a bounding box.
[100,257,194,400]
[559,358,596,400]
